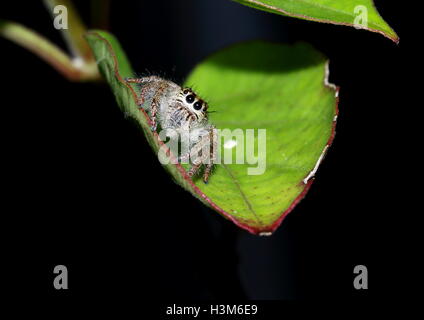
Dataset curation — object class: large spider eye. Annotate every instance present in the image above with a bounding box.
[186,95,195,103]
[194,101,202,110]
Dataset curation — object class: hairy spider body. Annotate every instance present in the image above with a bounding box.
[125,76,217,183]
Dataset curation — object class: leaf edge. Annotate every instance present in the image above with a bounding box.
[232,0,399,44]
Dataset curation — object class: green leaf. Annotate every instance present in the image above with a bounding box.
[231,0,398,43]
[85,30,338,235]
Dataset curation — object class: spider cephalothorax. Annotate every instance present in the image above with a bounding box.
[125,76,217,183]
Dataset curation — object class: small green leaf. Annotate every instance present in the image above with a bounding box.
[85,31,338,235]
[232,0,398,43]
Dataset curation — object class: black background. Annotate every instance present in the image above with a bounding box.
[1,0,410,311]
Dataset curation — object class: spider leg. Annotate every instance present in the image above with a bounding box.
[187,144,202,178]
[125,77,142,84]
[188,162,202,178]
[125,77,159,107]
[203,164,213,184]
[187,127,217,183]
[137,83,154,107]
[125,76,163,84]
[149,83,167,131]
[125,77,168,131]
[187,135,206,178]
[202,127,217,183]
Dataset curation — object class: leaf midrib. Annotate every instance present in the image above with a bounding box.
[221,163,263,226]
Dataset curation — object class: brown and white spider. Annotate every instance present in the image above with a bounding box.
[125,76,217,183]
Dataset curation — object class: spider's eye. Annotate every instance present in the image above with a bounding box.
[183,89,189,94]
[194,101,202,110]
[186,95,195,103]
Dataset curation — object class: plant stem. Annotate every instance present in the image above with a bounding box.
[43,0,94,62]
[0,20,99,81]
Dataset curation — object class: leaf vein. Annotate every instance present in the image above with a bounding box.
[222,164,263,226]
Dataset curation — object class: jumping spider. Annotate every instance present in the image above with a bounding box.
[125,76,217,183]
